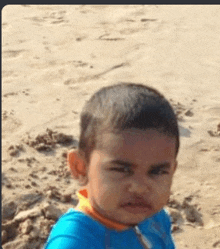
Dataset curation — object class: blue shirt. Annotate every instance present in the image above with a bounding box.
[44,208,175,249]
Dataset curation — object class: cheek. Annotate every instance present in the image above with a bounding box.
[89,174,119,199]
[154,178,173,197]
[93,186,121,211]
[99,179,125,206]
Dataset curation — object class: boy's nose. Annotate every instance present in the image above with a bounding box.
[128,177,152,195]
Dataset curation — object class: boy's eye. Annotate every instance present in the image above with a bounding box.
[109,166,132,174]
[149,168,169,176]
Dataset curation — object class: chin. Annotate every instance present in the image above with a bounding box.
[122,216,147,225]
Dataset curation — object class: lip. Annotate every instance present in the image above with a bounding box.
[121,202,152,214]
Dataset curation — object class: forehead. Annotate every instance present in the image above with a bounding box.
[97,129,176,161]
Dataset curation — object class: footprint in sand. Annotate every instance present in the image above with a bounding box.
[2,112,22,140]
[2,22,11,31]
[26,10,68,26]
[2,70,18,79]
[71,60,89,68]
[8,144,24,157]
[167,195,204,232]
[140,18,157,22]
[46,10,67,24]
[23,128,77,153]
[64,63,127,85]
[207,123,220,137]
[3,89,30,98]
[3,92,18,98]
[99,35,125,41]
[25,16,45,25]
[2,174,13,189]
[2,49,25,59]
[204,106,220,116]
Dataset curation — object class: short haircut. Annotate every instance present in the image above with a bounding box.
[78,82,179,163]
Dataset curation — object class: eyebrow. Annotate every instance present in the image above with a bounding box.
[149,162,171,170]
[108,159,134,168]
[107,160,171,169]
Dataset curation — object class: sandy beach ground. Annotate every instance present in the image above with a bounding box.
[2,5,220,249]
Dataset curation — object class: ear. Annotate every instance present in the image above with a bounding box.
[67,150,87,185]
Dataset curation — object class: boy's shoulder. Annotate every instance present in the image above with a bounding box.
[142,207,172,230]
[44,209,106,249]
[140,208,174,247]
[45,208,174,249]
[141,208,172,232]
[50,208,106,235]
[56,208,105,229]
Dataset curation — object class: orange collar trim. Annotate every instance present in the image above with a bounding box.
[76,188,129,231]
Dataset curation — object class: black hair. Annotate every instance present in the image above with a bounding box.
[78,82,179,163]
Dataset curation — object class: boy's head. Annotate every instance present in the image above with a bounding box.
[78,82,179,164]
[68,83,179,225]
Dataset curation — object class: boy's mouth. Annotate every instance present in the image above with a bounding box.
[121,202,152,214]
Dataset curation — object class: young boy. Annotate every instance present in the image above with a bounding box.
[44,83,179,249]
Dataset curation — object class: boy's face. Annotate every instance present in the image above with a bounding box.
[86,129,177,226]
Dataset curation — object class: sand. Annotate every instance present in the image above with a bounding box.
[2,5,220,249]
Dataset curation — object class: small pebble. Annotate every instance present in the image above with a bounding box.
[19,219,33,234]
[2,230,7,244]
[25,184,31,189]
[185,110,194,117]
[31,181,38,187]
[213,240,220,248]
[41,203,62,220]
